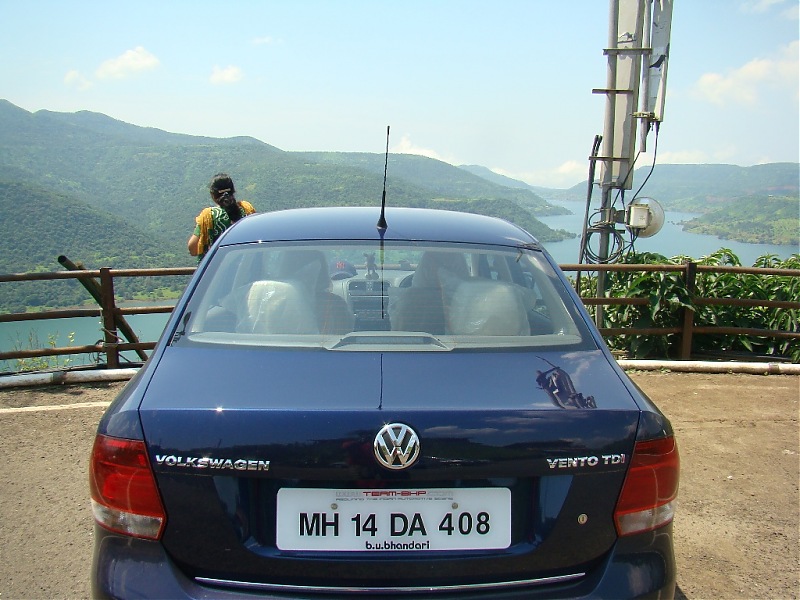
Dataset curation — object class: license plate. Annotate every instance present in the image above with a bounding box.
[276,487,511,552]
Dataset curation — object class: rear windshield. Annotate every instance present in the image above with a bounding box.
[174,241,593,351]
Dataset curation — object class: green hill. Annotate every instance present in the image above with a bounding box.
[0,180,182,272]
[682,195,799,246]
[300,153,564,214]
[551,163,799,245]
[0,98,796,298]
[0,180,187,311]
[458,164,535,190]
[563,162,800,207]
[0,100,574,272]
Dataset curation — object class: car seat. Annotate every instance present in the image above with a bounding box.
[245,280,319,334]
[391,251,468,335]
[447,279,531,336]
[276,250,354,334]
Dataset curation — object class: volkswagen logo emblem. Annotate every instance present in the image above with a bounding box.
[373,423,420,470]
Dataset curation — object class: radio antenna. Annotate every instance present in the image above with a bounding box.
[377,125,390,230]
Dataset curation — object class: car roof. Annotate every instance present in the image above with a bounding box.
[220,207,541,248]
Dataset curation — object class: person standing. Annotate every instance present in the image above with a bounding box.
[188,173,256,259]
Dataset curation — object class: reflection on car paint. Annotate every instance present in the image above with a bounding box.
[536,358,597,409]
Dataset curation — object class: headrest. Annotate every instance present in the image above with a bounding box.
[277,250,330,291]
[447,279,531,336]
[246,280,319,334]
[413,251,469,288]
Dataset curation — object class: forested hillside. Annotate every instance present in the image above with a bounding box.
[0,180,188,311]
[458,164,536,190]
[682,195,799,245]
[558,162,799,245]
[0,180,181,272]
[564,162,799,206]
[300,153,563,215]
[0,99,797,312]
[0,100,572,278]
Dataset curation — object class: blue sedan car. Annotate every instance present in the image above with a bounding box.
[90,207,679,598]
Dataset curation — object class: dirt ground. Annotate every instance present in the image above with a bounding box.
[0,371,797,599]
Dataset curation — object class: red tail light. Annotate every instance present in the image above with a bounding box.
[89,434,166,540]
[614,435,679,536]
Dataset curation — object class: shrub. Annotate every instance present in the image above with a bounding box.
[579,249,799,362]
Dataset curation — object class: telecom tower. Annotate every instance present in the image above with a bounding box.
[580,0,673,323]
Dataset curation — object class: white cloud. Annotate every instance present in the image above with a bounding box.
[649,145,740,165]
[64,70,93,91]
[391,135,449,162]
[691,40,799,107]
[391,138,588,187]
[494,161,589,189]
[739,0,798,18]
[252,36,277,46]
[95,47,160,80]
[210,65,244,85]
[555,160,587,179]
[694,69,760,106]
[488,167,517,178]
[777,40,800,82]
[740,0,786,13]
[753,155,780,165]
[650,149,710,164]
[782,4,799,19]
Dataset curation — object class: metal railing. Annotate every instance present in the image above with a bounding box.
[0,267,193,369]
[561,262,800,359]
[0,262,798,369]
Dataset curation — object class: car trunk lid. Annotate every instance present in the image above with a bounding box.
[139,346,640,592]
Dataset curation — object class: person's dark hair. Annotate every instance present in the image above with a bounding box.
[209,173,243,223]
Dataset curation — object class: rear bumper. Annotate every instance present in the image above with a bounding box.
[92,523,675,599]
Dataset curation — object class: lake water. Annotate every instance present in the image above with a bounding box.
[1,202,797,372]
[538,198,798,266]
[0,307,173,373]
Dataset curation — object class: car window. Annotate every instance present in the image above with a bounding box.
[176,241,592,350]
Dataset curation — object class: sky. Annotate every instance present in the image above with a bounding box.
[0,0,798,188]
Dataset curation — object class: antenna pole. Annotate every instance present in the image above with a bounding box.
[377,125,390,229]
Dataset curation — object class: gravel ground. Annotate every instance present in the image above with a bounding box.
[0,371,797,599]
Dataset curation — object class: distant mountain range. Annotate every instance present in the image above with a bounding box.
[463,161,800,209]
[563,162,800,208]
[0,99,573,278]
[0,99,797,282]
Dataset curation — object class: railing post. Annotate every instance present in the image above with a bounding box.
[59,255,148,361]
[679,261,697,360]
[99,268,119,369]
